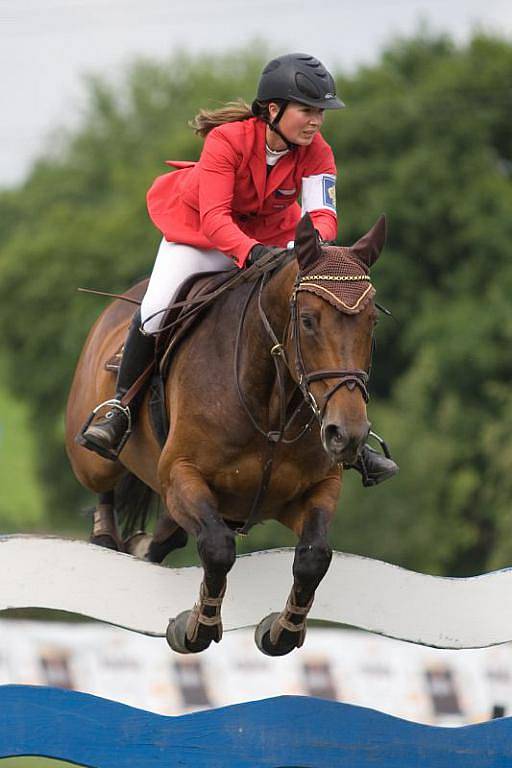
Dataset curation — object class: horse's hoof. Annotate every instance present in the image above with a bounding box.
[254,613,303,657]
[166,611,194,654]
[123,532,152,559]
[90,534,122,552]
[166,611,219,654]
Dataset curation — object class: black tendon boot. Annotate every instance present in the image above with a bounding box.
[346,432,399,487]
[77,310,156,461]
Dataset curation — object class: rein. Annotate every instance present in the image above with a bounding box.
[235,264,372,535]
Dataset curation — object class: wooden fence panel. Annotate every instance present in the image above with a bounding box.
[0,536,511,647]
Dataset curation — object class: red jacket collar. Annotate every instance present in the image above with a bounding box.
[248,118,303,208]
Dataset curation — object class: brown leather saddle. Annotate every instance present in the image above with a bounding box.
[104,268,238,446]
[106,269,236,373]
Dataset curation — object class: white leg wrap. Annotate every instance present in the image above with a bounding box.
[140,239,234,334]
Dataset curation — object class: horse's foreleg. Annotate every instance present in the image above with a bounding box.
[255,476,340,656]
[164,460,236,654]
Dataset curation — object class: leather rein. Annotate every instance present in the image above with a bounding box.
[235,258,372,535]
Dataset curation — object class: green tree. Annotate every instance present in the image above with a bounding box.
[0,50,265,531]
[1,36,512,575]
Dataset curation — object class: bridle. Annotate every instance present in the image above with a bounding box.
[290,272,371,422]
[235,257,374,534]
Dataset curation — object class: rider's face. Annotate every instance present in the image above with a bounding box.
[267,102,325,149]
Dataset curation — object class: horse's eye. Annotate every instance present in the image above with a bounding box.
[301,315,316,332]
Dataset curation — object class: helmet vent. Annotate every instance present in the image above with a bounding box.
[262,59,281,75]
[295,72,323,99]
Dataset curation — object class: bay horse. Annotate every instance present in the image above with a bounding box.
[65,213,386,656]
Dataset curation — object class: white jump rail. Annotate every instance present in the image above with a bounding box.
[0,534,511,648]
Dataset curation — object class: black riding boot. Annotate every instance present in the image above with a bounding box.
[77,309,156,461]
[346,434,399,487]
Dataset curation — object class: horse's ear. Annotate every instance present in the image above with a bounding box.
[294,213,322,272]
[350,214,387,268]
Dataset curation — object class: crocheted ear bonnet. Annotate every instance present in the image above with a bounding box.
[296,245,375,315]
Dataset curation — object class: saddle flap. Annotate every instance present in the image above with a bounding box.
[103,268,236,376]
[156,268,237,373]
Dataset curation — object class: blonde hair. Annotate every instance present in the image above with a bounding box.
[189,99,255,137]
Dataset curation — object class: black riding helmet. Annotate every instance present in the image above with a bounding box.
[252,53,345,148]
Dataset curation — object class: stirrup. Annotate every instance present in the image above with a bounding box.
[345,430,398,488]
[367,429,392,459]
[77,399,132,461]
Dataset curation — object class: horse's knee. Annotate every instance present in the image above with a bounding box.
[197,526,236,574]
[293,541,333,586]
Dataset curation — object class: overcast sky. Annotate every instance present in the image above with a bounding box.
[1,0,511,186]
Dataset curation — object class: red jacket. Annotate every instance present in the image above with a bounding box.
[146,117,337,267]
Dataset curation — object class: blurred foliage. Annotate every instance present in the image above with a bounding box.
[0,356,46,529]
[1,35,512,574]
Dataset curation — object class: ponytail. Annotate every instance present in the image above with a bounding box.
[189,99,254,137]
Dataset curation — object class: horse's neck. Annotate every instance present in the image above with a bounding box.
[265,260,298,330]
[241,261,298,423]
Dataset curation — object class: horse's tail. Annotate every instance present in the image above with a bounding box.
[114,472,161,538]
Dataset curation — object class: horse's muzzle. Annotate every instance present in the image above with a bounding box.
[321,421,370,464]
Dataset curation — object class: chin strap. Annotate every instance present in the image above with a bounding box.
[267,102,298,151]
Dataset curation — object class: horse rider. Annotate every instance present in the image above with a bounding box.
[79,52,399,486]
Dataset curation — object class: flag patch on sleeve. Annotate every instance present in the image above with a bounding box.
[301,173,337,215]
[323,176,336,210]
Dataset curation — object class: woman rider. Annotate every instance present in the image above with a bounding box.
[80,52,398,486]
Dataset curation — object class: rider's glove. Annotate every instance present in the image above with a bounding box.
[246,243,274,267]
[316,229,337,246]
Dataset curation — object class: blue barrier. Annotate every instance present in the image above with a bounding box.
[0,684,511,767]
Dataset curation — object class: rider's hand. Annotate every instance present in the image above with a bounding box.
[316,229,337,246]
[246,243,274,267]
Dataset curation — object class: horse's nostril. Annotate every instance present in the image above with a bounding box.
[325,425,345,446]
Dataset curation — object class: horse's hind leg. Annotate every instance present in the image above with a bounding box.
[163,460,236,654]
[255,477,340,656]
[90,490,124,551]
[146,514,189,564]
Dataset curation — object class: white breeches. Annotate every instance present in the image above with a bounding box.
[140,239,234,333]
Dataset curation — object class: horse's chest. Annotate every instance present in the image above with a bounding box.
[213,446,332,504]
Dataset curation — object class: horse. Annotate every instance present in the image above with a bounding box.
[65,212,386,656]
